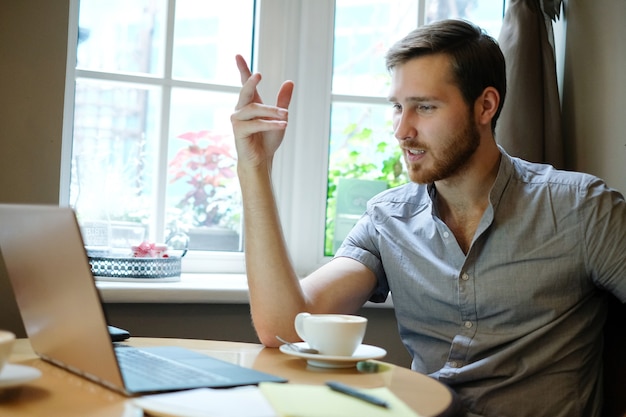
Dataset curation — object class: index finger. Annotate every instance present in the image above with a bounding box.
[236,54,252,85]
[235,54,263,105]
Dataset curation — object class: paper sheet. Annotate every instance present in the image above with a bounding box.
[133,386,277,417]
[259,382,422,417]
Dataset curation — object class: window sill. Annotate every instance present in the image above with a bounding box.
[96,273,393,308]
[96,273,251,304]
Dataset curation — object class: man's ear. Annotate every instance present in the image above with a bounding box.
[474,87,500,127]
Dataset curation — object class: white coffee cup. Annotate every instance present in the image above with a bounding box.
[0,330,16,373]
[294,312,367,357]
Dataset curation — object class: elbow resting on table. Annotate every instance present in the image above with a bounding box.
[257,333,282,348]
[252,317,299,348]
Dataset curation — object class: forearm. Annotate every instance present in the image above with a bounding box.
[238,163,308,346]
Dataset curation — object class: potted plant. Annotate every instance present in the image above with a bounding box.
[168,130,240,250]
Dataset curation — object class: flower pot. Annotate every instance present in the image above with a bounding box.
[187,227,240,251]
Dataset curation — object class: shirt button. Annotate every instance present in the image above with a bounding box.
[449,361,459,368]
[443,231,450,238]
[464,321,473,328]
[461,273,470,281]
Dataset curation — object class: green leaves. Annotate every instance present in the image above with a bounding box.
[325,126,408,255]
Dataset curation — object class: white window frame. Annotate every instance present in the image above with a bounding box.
[264,0,337,277]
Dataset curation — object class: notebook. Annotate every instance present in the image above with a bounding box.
[0,203,286,395]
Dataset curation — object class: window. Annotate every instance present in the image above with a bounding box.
[64,0,254,272]
[325,1,507,256]
[62,0,506,276]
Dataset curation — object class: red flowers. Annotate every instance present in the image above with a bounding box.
[132,241,168,258]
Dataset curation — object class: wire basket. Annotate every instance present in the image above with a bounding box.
[88,256,182,281]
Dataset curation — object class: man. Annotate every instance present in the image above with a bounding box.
[230,19,626,417]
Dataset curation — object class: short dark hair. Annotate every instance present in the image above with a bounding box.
[385,19,506,132]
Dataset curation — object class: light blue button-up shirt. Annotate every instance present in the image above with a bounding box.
[336,149,626,417]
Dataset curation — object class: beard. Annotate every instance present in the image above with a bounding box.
[404,111,481,184]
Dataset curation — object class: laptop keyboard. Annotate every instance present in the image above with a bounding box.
[115,345,230,385]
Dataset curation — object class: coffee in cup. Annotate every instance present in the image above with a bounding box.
[294,312,367,356]
[0,330,16,373]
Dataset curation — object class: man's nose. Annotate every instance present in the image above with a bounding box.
[393,113,416,141]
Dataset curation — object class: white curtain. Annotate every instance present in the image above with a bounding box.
[495,0,564,168]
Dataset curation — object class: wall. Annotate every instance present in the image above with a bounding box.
[0,0,69,338]
[0,1,67,203]
[0,0,624,369]
[562,0,626,194]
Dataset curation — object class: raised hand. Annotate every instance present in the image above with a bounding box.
[230,54,294,170]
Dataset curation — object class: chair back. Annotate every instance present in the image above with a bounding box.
[603,295,626,417]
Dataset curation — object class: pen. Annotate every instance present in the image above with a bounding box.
[325,381,389,408]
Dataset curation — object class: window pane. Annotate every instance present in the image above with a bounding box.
[70,79,160,254]
[332,1,418,97]
[77,0,166,75]
[166,89,242,252]
[426,0,505,37]
[173,0,255,85]
[327,0,419,256]
[325,102,407,256]
[72,0,255,262]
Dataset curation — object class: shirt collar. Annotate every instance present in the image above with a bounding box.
[426,145,514,208]
[489,146,515,209]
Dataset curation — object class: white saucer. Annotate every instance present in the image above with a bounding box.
[0,364,42,389]
[279,343,387,368]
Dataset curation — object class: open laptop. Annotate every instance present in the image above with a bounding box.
[0,203,286,395]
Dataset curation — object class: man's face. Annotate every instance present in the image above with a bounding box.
[387,54,480,184]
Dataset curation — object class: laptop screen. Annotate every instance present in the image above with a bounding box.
[0,204,125,388]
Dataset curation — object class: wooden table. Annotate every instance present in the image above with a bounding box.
[0,338,457,416]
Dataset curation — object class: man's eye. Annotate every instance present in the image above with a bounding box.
[417,104,435,112]
[391,103,402,112]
